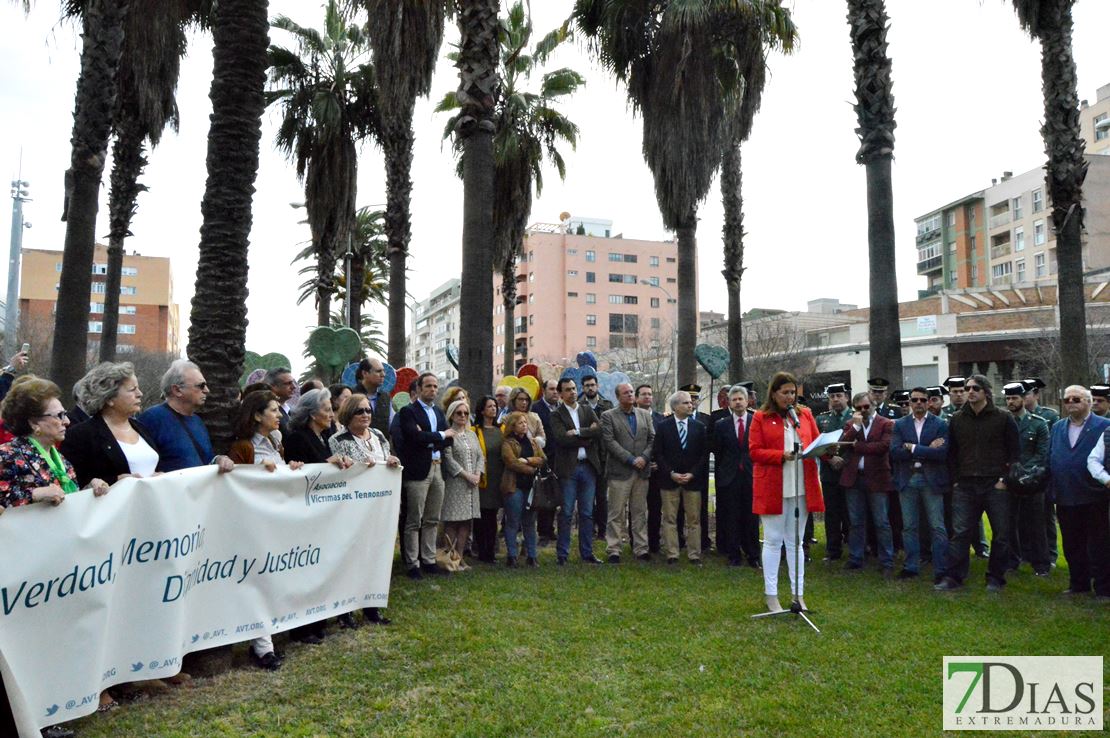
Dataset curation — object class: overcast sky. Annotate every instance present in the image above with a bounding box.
[2,1,1109,375]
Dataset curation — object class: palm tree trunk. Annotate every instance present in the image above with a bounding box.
[721,141,745,382]
[676,218,698,388]
[349,251,365,331]
[51,0,130,394]
[456,0,499,394]
[102,114,147,362]
[848,0,903,385]
[384,114,414,367]
[187,0,269,451]
[501,255,516,378]
[865,156,902,383]
[1035,0,1088,387]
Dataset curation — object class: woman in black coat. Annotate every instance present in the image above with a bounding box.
[61,362,161,488]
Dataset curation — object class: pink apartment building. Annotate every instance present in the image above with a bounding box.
[492,221,683,375]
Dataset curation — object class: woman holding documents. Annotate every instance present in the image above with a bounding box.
[748,372,825,613]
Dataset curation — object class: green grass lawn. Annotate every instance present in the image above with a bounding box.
[74,538,1108,737]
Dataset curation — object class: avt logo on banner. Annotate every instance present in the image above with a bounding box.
[943,656,1102,731]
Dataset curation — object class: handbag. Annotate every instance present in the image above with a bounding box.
[526,464,561,512]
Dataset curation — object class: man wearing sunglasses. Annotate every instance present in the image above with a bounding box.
[935,375,1019,592]
[839,392,896,575]
[890,387,949,581]
[138,359,234,474]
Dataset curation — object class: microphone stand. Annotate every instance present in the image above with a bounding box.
[751,417,821,633]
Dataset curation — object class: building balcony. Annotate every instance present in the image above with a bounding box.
[915,228,941,245]
[988,211,1011,229]
[916,255,943,274]
[990,244,1012,260]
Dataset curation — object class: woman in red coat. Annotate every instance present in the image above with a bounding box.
[749,371,825,613]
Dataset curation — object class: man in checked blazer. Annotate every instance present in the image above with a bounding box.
[652,390,709,564]
[600,383,655,563]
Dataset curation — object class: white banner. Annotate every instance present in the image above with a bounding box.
[0,463,401,736]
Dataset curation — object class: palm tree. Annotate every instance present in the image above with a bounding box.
[846,0,902,385]
[185,0,269,449]
[363,0,449,368]
[439,2,583,377]
[266,0,380,326]
[454,0,500,393]
[46,0,131,397]
[721,21,795,383]
[1012,0,1089,387]
[574,0,796,386]
[102,0,208,361]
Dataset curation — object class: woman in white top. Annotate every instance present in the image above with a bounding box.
[61,362,163,488]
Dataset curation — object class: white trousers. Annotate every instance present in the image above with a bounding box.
[760,493,807,597]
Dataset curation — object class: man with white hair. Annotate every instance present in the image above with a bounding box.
[495,385,511,423]
[137,359,234,473]
[600,383,655,562]
[652,390,709,564]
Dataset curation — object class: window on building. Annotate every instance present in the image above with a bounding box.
[945,211,955,227]
[88,321,103,333]
[567,270,577,277]
[624,296,638,305]
[623,254,637,263]
[609,295,622,304]
[119,324,136,335]
[650,255,659,267]
[1035,252,1046,277]
[90,302,103,314]
[651,317,661,330]
[529,294,535,304]
[666,277,676,284]
[586,314,597,326]
[567,291,578,298]
[91,263,108,275]
[567,248,577,256]
[650,297,660,308]
[586,271,595,283]
[1096,114,1109,141]
[586,336,596,348]
[1015,259,1026,282]
[609,335,624,349]
[529,314,534,326]
[608,253,622,262]
[117,344,134,354]
[122,286,137,295]
[991,262,1012,280]
[609,273,624,283]
[917,214,942,236]
[91,283,105,294]
[1034,219,1046,246]
[666,256,676,263]
[1014,226,1025,252]
[1032,189,1044,213]
[647,276,660,287]
[528,273,535,282]
[121,266,138,277]
[1011,196,1023,220]
[585,250,595,262]
[586,293,596,304]
[55,262,63,272]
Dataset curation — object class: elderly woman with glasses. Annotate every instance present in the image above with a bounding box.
[0,375,111,508]
[440,399,484,569]
[60,362,163,488]
[329,393,400,468]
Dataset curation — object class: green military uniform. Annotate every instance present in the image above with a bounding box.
[1032,404,1060,428]
[815,402,853,559]
[940,402,964,419]
[1008,406,1051,574]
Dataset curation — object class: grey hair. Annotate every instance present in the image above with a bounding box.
[667,390,690,411]
[290,388,331,430]
[77,362,136,415]
[1064,384,1092,403]
[727,385,748,399]
[160,359,200,397]
[851,391,870,407]
[265,366,292,385]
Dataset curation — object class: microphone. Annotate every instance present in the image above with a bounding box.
[787,404,800,427]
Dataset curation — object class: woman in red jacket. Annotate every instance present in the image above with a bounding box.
[749,372,825,613]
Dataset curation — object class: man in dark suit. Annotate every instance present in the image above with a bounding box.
[265,366,296,439]
[889,387,949,581]
[712,384,758,567]
[678,383,713,553]
[550,377,603,564]
[840,391,896,575]
[600,383,655,562]
[355,357,394,436]
[653,389,709,564]
[398,372,456,580]
[532,379,561,542]
[636,384,665,553]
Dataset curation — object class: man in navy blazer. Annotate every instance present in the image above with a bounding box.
[712,385,758,567]
[652,390,709,564]
[889,387,950,581]
[636,384,666,553]
[398,372,456,579]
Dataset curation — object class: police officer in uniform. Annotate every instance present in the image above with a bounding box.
[1001,381,1051,576]
[891,389,911,415]
[1021,377,1060,566]
[816,382,853,561]
[926,386,948,417]
[940,376,967,420]
[1091,384,1110,418]
[868,377,903,420]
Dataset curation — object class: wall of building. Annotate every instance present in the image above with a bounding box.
[1080,83,1110,157]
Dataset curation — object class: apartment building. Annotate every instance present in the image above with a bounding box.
[1081,82,1110,157]
[19,245,179,355]
[491,219,682,374]
[407,278,460,382]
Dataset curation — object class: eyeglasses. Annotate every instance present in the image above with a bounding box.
[965,385,983,392]
[181,382,208,391]
[454,410,471,416]
[37,410,68,421]
[909,398,928,403]
[350,407,372,416]
[854,405,871,411]
[1063,397,1084,404]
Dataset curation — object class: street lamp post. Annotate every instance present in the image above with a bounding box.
[640,279,678,392]
[6,179,31,358]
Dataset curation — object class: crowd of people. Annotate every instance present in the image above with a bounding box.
[1,351,1108,738]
